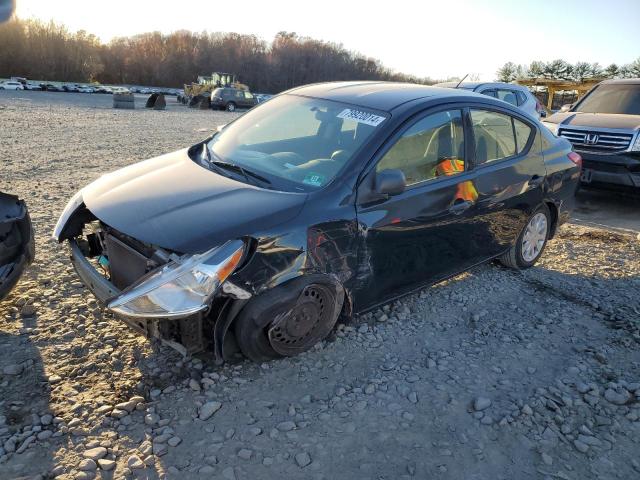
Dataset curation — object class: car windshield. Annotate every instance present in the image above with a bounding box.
[574,84,640,115]
[206,94,387,191]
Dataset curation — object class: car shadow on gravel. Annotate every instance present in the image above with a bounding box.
[0,329,55,478]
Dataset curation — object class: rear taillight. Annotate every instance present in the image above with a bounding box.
[568,151,582,168]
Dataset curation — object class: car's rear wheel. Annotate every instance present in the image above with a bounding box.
[226,102,236,112]
[234,276,344,362]
[499,204,550,269]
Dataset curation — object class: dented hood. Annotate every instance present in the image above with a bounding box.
[547,112,640,130]
[82,148,307,253]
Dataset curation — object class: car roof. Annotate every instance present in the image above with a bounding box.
[434,81,529,91]
[286,81,474,112]
[599,78,640,85]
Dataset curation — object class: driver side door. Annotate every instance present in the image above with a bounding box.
[354,108,482,310]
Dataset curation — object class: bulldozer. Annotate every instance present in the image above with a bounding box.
[180,72,249,108]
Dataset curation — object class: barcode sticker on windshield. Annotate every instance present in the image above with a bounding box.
[337,109,386,127]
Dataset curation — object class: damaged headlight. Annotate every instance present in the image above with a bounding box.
[108,240,244,318]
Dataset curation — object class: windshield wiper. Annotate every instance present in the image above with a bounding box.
[211,160,273,188]
[203,143,272,188]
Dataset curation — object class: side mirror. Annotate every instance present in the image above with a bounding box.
[560,103,573,113]
[375,169,406,196]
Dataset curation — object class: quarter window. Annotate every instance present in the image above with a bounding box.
[496,89,519,106]
[471,110,533,164]
[376,110,465,185]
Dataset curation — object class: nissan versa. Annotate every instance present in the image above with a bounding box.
[53,82,581,362]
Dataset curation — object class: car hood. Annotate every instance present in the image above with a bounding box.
[546,112,640,130]
[82,148,307,253]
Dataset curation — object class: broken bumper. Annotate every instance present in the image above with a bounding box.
[0,194,35,301]
[69,238,120,303]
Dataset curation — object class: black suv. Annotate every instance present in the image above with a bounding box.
[543,79,640,191]
[210,87,257,111]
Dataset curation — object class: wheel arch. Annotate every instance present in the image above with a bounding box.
[544,199,559,239]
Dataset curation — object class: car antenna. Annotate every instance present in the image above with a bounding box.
[455,74,469,89]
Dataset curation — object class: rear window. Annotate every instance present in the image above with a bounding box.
[575,84,640,115]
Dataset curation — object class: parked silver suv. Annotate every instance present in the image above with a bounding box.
[543,79,640,191]
[436,81,546,118]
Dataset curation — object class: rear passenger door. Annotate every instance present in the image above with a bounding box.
[468,107,545,257]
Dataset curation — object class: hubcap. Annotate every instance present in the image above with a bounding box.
[521,212,548,262]
[268,285,332,356]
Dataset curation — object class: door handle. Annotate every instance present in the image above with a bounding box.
[448,200,473,215]
[528,175,544,188]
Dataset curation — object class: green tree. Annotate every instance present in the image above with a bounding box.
[496,62,518,82]
[604,63,620,78]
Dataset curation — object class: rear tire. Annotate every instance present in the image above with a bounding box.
[499,204,551,269]
[234,275,344,362]
[226,102,236,112]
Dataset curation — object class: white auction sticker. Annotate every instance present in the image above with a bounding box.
[337,109,386,127]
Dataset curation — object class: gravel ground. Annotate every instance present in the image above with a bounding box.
[1,92,640,480]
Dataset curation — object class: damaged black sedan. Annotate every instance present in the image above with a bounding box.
[53,82,580,362]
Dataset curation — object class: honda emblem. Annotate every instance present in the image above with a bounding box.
[584,133,599,145]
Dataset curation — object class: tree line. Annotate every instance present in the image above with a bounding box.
[496,59,640,83]
[0,18,437,92]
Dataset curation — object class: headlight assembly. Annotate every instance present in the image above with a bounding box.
[108,240,245,318]
[631,132,640,152]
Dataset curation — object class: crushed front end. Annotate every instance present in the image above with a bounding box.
[53,198,249,358]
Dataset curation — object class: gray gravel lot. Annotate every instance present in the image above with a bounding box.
[1,91,640,480]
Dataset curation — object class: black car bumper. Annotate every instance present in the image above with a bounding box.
[0,194,35,301]
[578,151,640,189]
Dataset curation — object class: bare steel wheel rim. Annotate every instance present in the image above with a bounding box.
[267,284,333,356]
[521,212,548,262]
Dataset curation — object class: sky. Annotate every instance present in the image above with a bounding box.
[15,0,640,81]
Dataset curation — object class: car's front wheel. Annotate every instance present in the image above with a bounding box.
[226,102,236,112]
[499,204,551,269]
[234,275,345,362]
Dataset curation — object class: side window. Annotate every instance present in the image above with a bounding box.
[236,90,244,99]
[496,89,518,106]
[471,110,515,164]
[513,118,533,154]
[481,89,497,98]
[515,91,527,106]
[244,92,254,99]
[376,110,465,186]
[471,110,533,163]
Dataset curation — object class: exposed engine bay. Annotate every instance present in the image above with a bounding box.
[66,211,224,356]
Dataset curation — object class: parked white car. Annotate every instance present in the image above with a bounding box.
[0,81,24,90]
[78,85,95,93]
[435,81,547,119]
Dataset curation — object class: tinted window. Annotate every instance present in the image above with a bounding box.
[481,89,497,98]
[377,110,465,185]
[574,84,640,115]
[515,91,527,106]
[471,110,516,164]
[513,118,533,154]
[496,89,518,106]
